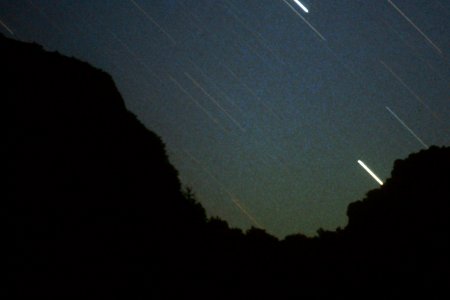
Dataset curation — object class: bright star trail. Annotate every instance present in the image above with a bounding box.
[293,0,309,13]
[357,160,384,186]
[2,0,449,237]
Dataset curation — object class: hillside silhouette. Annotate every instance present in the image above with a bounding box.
[4,34,449,299]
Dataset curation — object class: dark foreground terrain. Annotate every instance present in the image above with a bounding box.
[4,34,449,299]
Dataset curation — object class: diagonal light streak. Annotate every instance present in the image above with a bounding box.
[108,30,164,83]
[184,72,246,132]
[385,106,428,148]
[379,60,442,122]
[221,64,284,121]
[223,1,286,65]
[387,0,442,54]
[357,160,384,186]
[129,0,177,45]
[230,196,263,228]
[293,0,309,13]
[167,74,230,134]
[0,18,14,35]
[184,150,263,228]
[281,0,326,41]
[187,59,245,115]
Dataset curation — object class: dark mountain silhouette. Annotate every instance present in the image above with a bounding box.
[3,33,209,299]
[4,33,449,299]
[342,146,450,298]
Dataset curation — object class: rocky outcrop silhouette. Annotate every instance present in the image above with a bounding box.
[4,34,449,299]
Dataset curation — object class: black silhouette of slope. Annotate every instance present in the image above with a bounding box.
[4,33,450,299]
[3,34,208,299]
[342,146,450,298]
[277,147,450,298]
[346,146,450,236]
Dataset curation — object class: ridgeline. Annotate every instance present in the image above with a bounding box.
[4,34,449,299]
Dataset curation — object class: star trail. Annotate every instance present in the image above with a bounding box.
[357,160,384,186]
[1,0,449,237]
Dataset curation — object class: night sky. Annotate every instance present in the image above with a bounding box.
[2,0,449,238]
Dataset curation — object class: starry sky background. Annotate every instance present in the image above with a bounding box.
[2,0,449,238]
